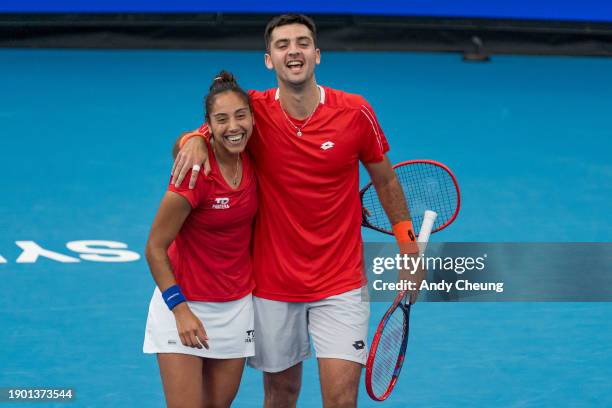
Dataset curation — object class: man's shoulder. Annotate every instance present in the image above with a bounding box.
[248,88,276,103]
[322,86,371,110]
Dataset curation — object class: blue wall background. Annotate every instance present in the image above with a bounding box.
[2,1,612,23]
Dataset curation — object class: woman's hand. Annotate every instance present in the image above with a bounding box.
[172,303,209,349]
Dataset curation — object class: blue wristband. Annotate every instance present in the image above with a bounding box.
[162,285,186,310]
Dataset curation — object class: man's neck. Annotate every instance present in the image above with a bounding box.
[278,80,320,120]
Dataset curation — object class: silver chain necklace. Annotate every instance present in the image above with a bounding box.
[230,155,241,186]
[279,90,321,137]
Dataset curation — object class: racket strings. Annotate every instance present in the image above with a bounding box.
[362,186,388,230]
[396,163,457,230]
[370,306,407,397]
[363,162,458,234]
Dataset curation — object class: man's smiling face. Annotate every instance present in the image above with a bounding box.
[265,23,320,87]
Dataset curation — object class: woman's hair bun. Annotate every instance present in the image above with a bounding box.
[204,70,252,124]
[210,70,237,91]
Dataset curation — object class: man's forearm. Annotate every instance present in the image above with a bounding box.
[172,133,188,159]
[373,175,411,225]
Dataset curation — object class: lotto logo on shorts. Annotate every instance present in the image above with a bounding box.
[352,340,365,350]
[245,330,255,343]
[212,197,230,209]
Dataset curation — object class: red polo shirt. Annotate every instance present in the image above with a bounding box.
[247,86,389,301]
[167,143,257,301]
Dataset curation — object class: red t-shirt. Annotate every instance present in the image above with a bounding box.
[167,143,257,301]
[247,86,389,301]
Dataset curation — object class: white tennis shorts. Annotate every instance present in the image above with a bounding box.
[247,286,369,373]
[143,288,255,359]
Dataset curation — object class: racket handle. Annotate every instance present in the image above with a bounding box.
[417,210,437,254]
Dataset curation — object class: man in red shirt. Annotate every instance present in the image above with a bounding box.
[172,14,423,408]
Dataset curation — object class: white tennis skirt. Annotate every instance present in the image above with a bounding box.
[143,288,255,359]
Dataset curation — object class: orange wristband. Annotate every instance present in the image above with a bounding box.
[392,220,416,243]
[392,220,420,254]
[179,124,210,148]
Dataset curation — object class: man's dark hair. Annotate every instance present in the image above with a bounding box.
[264,14,317,52]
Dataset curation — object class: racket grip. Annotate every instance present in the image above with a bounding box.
[417,210,437,254]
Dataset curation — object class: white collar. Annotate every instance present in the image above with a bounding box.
[275,85,325,104]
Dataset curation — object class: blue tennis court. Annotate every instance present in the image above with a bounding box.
[1,49,611,407]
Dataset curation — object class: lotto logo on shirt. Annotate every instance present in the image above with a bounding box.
[212,197,230,209]
[320,141,335,150]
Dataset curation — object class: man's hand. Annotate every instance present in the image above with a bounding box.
[398,252,426,305]
[171,132,210,189]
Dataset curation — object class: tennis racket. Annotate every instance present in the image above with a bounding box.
[362,160,460,401]
[360,160,460,236]
[365,211,437,401]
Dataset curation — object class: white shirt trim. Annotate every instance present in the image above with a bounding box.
[275,85,325,104]
[360,105,384,153]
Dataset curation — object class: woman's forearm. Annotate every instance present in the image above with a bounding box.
[145,243,177,292]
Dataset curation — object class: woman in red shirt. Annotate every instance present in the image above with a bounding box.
[143,71,256,408]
